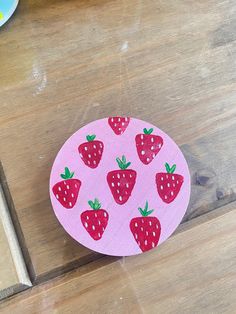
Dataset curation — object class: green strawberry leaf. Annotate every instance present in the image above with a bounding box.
[138,201,155,216]
[143,128,153,135]
[170,164,176,174]
[61,167,74,179]
[116,156,131,170]
[165,163,171,173]
[165,163,176,173]
[125,162,131,168]
[88,198,101,210]
[144,201,148,211]
[86,134,96,142]
[146,210,154,216]
[65,167,70,177]
[94,198,101,210]
[138,207,144,216]
[116,157,123,169]
[88,200,94,209]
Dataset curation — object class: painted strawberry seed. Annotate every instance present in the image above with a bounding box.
[81,198,109,240]
[78,134,104,169]
[107,155,137,205]
[156,163,184,203]
[130,201,161,252]
[135,128,163,165]
[52,167,81,209]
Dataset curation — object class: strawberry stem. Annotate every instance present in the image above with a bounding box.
[143,128,153,135]
[138,201,154,217]
[86,134,96,142]
[165,163,176,174]
[88,198,101,210]
[116,155,131,170]
[60,167,74,180]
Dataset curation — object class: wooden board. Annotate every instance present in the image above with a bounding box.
[0,186,31,300]
[1,203,235,313]
[0,0,236,281]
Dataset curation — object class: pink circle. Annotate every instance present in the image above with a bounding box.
[49,117,191,256]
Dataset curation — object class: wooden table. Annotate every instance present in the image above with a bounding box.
[0,0,236,312]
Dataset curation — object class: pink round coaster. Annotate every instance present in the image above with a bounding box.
[50,117,190,256]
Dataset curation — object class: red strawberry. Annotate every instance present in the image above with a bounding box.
[108,117,130,135]
[130,201,161,252]
[78,135,104,169]
[107,155,137,205]
[52,167,81,209]
[156,163,184,203]
[81,198,109,240]
[135,128,163,165]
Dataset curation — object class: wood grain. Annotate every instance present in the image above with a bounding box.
[0,0,236,281]
[0,186,31,300]
[1,203,236,313]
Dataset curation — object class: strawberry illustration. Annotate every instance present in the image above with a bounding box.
[108,117,130,135]
[52,167,81,209]
[156,163,184,203]
[130,201,161,252]
[81,198,109,240]
[135,128,163,165]
[78,134,104,169]
[107,155,137,205]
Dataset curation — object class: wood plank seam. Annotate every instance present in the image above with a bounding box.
[1,201,235,312]
[0,162,35,284]
[0,185,32,300]
[2,200,235,305]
